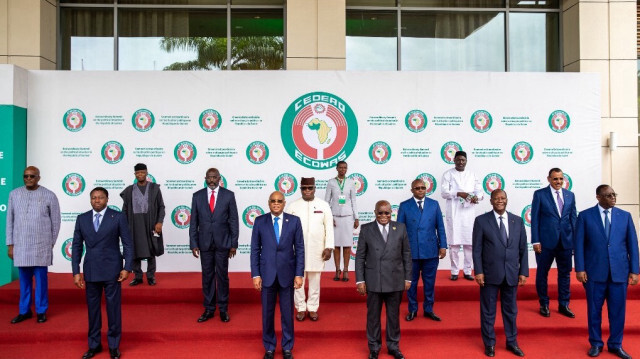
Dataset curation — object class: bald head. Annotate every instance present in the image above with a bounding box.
[23,166,41,190]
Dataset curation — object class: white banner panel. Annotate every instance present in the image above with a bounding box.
[25,71,601,273]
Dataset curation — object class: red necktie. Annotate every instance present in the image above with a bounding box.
[209,190,215,213]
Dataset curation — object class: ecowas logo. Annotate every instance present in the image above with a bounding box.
[511,141,533,165]
[483,173,505,195]
[242,205,264,228]
[132,174,156,184]
[405,110,427,133]
[101,141,125,164]
[348,173,368,196]
[369,141,391,165]
[521,205,532,227]
[470,110,493,133]
[171,205,191,229]
[562,172,573,190]
[274,173,298,196]
[281,92,358,169]
[440,141,462,164]
[199,109,222,132]
[61,238,84,261]
[416,173,437,196]
[63,109,86,132]
[62,173,85,196]
[174,141,197,164]
[108,205,121,212]
[548,110,570,133]
[350,236,359,260]
[132,109,155,132]
[246,141,269,164]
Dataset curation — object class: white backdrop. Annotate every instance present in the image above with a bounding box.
[24,71,600,273]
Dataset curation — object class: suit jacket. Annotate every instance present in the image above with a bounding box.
[189,186,239,251]
[71,208,134,282]
[530,186,577,249]
[250,213,305,288]
[355,221,412,293]
[472,211,529,286]
[397,197,447,259]
[574,205,639,283]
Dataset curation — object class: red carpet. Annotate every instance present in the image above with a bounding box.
[1,269,640,358]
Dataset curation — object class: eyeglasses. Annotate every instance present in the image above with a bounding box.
[300,186,315,191]
[412,186,427,190]
[376,211,391,216]
[23,174,38,179]
[601,193,618,199]
[269,199,284,204]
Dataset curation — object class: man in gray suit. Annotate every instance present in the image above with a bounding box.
[356,200,412,359]
[472,189,528,358]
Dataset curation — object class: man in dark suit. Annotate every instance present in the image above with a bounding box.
[575,185,639,359]
[356,200,412,359]
[251,191,305,359]
[531,167,577,318]
[72,187,133,359]
[472,189,528,358]
[190,167,239,323]
[397,179,447,322]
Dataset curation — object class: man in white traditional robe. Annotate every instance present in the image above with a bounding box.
[441,151,484,281]
[285,177,334,322]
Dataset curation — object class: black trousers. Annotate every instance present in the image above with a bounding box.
[200,248,230,312]
[86,280,122,350]
[132,257,156,280]
[480,280,518,347]
[366,290,402,352]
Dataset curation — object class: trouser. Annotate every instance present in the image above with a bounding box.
[407,258,439,313]
[18,266,48,314]
[480,280,518,347]
[133,257,156,280]
[200,248,230,312]
[584,279,627,349]
[449,244,473,275]
[262,276,295,351]
[86,280,122,349]
[367,290,402,352]
[535,244,572,306]
[294,271,321,312]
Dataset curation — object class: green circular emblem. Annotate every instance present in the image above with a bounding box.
[369,141,391,165]
[440,141,462,164]
[281,92,359,170]
[199,109,222,132]
[405,110,427,133]
[246,141,269,164]
[171,205,191,229]
[548,110,570,133]
[61,238,85,261]
[63,109,86,132]
[62,173,86,196]
[511,141,533,165]
[101,141,125,164]
[275,173,298,196]
[348,173,368,196]
[483,173,505,195]
[174,141,197,164]
[521,205,532,227]
[470,110,493,133]
[132,109,155,132]
[242,205,265,228]
[416,173,437,196]
[562,172,573,191]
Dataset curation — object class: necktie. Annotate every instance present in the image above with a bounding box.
[556,190,564,215]
[274,217,280,244]
[499,216,508,246]
[604,209,610,240]
[382,225,388,243]
[418,200,423,212]
[94,213,101,232]
[209,190,215,213]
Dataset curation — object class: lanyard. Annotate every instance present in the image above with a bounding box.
[336,177,345,193]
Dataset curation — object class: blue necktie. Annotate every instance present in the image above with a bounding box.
[604,209,610,240]
[94,213,101,232]
[274,217,280,244]
[499,216,508,246]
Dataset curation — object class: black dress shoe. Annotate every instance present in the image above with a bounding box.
[558,305,575,318]
[197,310,214,322]
[109,348,121,359]
[540,305,550,317]
[464,274,475,281]
[263,350,274,359]
[36,313,47,323]
[129,278,143,286]
[450,274,458,281]
[588,346,603,357]
[485,346,495,357]
[388,349,405,359]
[608,347,632,359]
[368,351,379,359]
[10,311,32,324]
[424,311,441,321]
[82,345,103,359]
[148,278,156,286]
[220,311,230,322]
[506,344,525,357]
[283,350,293,359]
[405,311,417,321]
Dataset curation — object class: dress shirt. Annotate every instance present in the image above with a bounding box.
[271,213,283,237]
[598,204,612,227]
[413,197,425,209]
[92,208,107,227]
[493,211,509,238]
[207,186,219,210]
[549,186,563,216]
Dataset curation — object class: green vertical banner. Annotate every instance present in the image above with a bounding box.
[0,65,28,286]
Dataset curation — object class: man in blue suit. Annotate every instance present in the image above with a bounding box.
[472,189,528,358]
[575,185,639,359]
[251,191,305,359]
[190,167,239,323]
[531,167,577,318]
[72,187,133,359]
[397,178,447,322]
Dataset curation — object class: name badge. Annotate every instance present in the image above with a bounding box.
[338,195,346,205]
